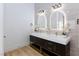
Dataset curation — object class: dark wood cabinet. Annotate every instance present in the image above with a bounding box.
[30,35,45,47]
[44,40,56,53]
[30,35,70,56]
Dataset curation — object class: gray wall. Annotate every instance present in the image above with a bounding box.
[35,3,79,55]
[0,3,4,56]
[4,3,34,52]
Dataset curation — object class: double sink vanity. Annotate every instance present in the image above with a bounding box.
[30,7,71,56]
[30,32,70,56]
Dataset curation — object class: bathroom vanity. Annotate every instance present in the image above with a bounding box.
[31,4,71,56]
[30,32,70,56]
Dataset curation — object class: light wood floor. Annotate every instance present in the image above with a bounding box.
[4,46,43,56]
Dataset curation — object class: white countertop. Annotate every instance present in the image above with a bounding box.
[30,32,71,45]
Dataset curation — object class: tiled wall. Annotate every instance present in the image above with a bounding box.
[70,25,79,56]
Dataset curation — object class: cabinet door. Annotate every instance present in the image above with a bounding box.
[55,43,66,56]
[44,40,56,53]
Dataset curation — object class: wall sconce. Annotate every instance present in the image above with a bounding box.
[38,10,46,16]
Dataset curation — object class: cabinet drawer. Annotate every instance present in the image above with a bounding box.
[30,35,38,42]
[55,43,70,56]
[30,35,44,46]
[55,43,66,56]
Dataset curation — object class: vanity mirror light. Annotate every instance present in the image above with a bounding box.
[52,3,62,10]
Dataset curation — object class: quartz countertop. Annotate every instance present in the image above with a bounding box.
[30,32,71,45]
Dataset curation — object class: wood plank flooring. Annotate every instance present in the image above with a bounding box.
[4,46,43,56]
